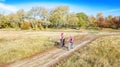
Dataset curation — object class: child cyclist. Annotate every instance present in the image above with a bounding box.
[60,33,65,47]
[68,36,74,50]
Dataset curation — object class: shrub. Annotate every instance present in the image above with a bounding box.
[21,22,31,30]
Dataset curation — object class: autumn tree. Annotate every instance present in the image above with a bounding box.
[88,16,96,27]
[96,12,105,28]
[112,16,120,29]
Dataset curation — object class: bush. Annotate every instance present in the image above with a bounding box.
[20,22,31,30]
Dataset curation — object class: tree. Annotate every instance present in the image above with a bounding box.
[112,16,120,29]
[88,16,96,27]
[76,12,88,28]
[21,22,31,30]
[67,13,79,28]
[17,9,25,23]
[27,6,40,19]
[27,6,50,29]
[0,16,10,28]
[49,6,69,28]
[7,13,20,28]
[96,12,105,28]
[97,12,103,18]
[0,13,4,28]
[38,7,49,21]
[27,6,41,29]
[104,15,113,28]
[107,15,113,24]
[39,7,51,29]
[96,13,111,28]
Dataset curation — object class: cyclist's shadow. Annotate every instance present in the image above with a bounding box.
[54,41,68,50]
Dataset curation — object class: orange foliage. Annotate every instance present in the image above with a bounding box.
[21,22,31,30]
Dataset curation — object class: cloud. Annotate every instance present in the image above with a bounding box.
[98,9,120,16]
[102,9,120,13]
[0,3,18,13]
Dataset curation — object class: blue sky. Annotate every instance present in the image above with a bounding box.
[0,0,120,16]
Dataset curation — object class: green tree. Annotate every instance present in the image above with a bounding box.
[67,13,79,28]
[7,13,20,28]
[17,9,25,23]
[49,6,69,28]
[39,7,50,29]
[0,16,10,28]
[27,6,42,29]
[76,12,88,28]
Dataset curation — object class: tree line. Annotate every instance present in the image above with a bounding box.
[0,6,120,30]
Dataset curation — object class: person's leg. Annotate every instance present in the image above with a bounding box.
[70,42,72,49]
[60,39,62,47]
[68,42,71,50]
[71,42,73,49]
[63,39,65,47]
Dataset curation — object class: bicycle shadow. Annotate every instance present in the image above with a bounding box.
[54,41,68,50]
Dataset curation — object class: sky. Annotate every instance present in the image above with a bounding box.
[0,0,120,16]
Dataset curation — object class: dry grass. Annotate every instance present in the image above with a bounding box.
[56,36,120,67]
[0,31,82,63]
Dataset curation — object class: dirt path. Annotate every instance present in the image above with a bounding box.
[4,33,120,67]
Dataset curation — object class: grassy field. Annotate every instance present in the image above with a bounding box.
[56,36,120,67]
[0,30,83,63]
